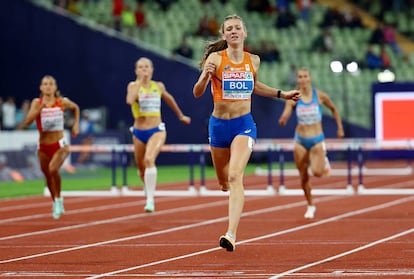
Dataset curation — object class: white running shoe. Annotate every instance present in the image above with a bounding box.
[52,202,61,219]
[52,197,65,219]
[57,197,65,214]
[144,201,155,213]
[304,205,316,219]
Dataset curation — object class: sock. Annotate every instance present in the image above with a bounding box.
[226,232,235,241]
[144,167,157,204]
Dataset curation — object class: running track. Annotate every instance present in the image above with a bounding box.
[1,171,413,278]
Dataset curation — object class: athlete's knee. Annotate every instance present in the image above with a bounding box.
[48,165,59,175]
[143,157,155,168]
[312,168,323,177]
[227,172,243,185]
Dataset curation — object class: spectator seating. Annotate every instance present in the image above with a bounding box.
[35,0,414,130]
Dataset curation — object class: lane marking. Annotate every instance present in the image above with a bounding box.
[269,227,414,278]
[84,196,414,279]
[0,198,225,241]
[0,188,336,241]
[0,199,147,224]
[0,197,99,213]
[0,197,337,264]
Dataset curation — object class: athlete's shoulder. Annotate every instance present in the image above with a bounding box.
[60,96,70,106]
[127,80,138,87]
[153,80,166,92]
[246,51,259,60]
[245,52,260,71]
[209,51,222,61]
[315,88,328,98]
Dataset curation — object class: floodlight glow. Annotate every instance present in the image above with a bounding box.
[346,61,359,73]
[377,69,396,83]
[330,61,343,73]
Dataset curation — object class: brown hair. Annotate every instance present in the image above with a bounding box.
[198,14,246,69]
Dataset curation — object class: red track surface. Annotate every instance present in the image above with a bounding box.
[1,171,414,278]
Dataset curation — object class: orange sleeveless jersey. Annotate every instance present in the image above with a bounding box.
[211,50,256,102]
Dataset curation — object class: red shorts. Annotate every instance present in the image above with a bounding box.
[38,138,66,158]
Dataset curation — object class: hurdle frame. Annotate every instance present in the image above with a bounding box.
[44,138,414,198]
[254,138,414,196]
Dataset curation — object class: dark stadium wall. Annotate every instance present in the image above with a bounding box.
[1,0,370,149]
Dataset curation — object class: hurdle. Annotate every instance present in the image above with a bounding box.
[55,143,280,197]
[255,139,355,196]
[254,138,414,196]
[198,143,277,196]
[52,146,121,197]
[119,144,203,197]
[47,138,414,198]
[355,140,414,195]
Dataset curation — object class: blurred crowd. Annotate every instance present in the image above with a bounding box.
[0,96,35,131]
[0,96,100,134]
[50,0,412,66]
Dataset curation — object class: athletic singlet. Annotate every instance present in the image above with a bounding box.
[131,80,162,118]
[295,88,322,125]
[36,97,64,132]
[211,50,255,102]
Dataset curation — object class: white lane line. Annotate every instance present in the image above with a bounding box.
[0,198,227,242]
[269,227,414,278]
[85,196,414,279]
[0,176,396,225]
[0,198,247,263]
[0,197,100,213]
[0,197,331,264]
[0,200,147,224]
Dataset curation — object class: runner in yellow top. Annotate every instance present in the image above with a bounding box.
[126,57,191,213]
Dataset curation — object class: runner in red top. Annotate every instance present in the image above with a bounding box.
[20,75,80,219]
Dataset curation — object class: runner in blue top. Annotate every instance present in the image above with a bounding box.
[278,68,344,219]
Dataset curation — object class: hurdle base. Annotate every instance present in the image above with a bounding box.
[254,166,359,177]
[44,186,121,197]
[278,184,355,196]
[121,186,198,197]
[199,185,276,196]
[361,166,413,176]
[357,184,414,195]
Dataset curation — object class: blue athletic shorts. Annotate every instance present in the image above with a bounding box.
[208,113,257,148]
[131,123,166,144]
[294,132,325,150]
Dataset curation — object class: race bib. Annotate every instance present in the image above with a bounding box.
[222,71,254,100]
[138,92,161,113]
[40,107,64,131]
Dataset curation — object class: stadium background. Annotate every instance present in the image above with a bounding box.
[1,0,413,164]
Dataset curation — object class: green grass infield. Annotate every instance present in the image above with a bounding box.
[0,164,266,199]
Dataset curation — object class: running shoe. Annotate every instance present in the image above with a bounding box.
[304,205,316,219]
[144,201,155,213]
[57,197,65,215]
[219,233,236,252]
[52,201,61,219]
